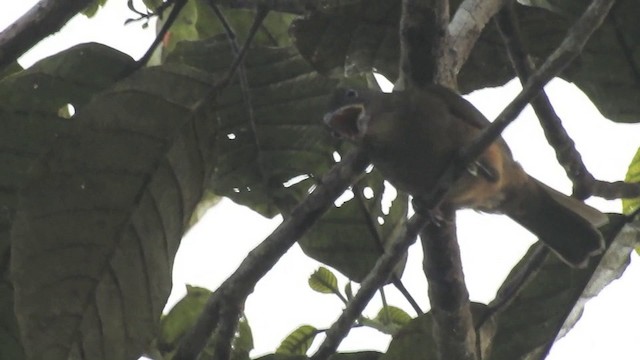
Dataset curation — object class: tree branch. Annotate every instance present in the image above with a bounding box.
[310,213,429,360]
[210,301,244,360]
[494,3,640,201]
[447,0,510,77]
[397,0,439,89]
[433,0,453,87]
[134,0,187,70]
[421,209,477,360]
[592,180,640,200]
[0,0,94,70]
[173,149,370,360]
[455,0,618,177]
[352,184,422,315]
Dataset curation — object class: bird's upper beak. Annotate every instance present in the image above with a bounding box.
[323,104,368,140]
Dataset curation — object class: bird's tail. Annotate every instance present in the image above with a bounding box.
[504,178,607,268]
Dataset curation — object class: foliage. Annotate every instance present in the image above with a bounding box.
[0,0,639,360]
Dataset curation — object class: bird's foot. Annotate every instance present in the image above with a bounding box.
[411,197,448,227]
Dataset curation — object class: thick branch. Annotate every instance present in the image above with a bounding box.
[210,301,244,360]
[0,0,93,69]
[433,0,453,87]
[592,180,640,200]
[447,0,510,77]
[477,245,549,330]
[397,0,440,89]
[421,209,476,360]
[310,213,429,360]
[425,0,478,358]
[173,149,370,359]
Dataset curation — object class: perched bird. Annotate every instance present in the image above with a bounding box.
[323,85,607,267]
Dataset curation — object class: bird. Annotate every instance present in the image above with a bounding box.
[323,85,607,267]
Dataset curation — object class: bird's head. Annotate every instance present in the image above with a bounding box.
[323,88,372,141]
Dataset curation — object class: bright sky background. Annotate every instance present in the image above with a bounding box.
[3,1,640,359]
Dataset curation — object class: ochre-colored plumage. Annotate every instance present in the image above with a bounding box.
[323,85,607,267]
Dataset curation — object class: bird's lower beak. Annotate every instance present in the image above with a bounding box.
[323,104,366,140]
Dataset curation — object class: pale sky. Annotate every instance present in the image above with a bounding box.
[3,1,640,359]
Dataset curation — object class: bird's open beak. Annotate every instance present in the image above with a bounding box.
[323,104,367,140]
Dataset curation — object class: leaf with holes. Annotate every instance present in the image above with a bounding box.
[11,61,217,359]
[0,43,134,360]
[299,167,409,282]
[166,38,339,217]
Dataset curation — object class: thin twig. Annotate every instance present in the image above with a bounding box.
[205,6,268,94]
[124,0,174,24]
[311,213,429,360]
[190,5,269,112]
[0,0,94,70]
[207,2,280,214]
[352,184,422,315]
[391,277,423,315]
[453,0,618,195]
[134,0,187,70]
[173,149,370,360]
[494,4,595,199]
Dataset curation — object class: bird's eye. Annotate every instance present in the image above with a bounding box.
[345,89,358,98]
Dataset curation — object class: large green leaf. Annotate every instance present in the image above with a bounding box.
[299,167,409,282]
[11,62,216,359]
[381,303,494,360]
[485,215,636,360]
[0,43,134,360]
[291,0,640,123]
[152,285,253,360]
[0,256,23,360]
[166,37,339,217]
[558,0,640,123]
[156,285,213,354]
